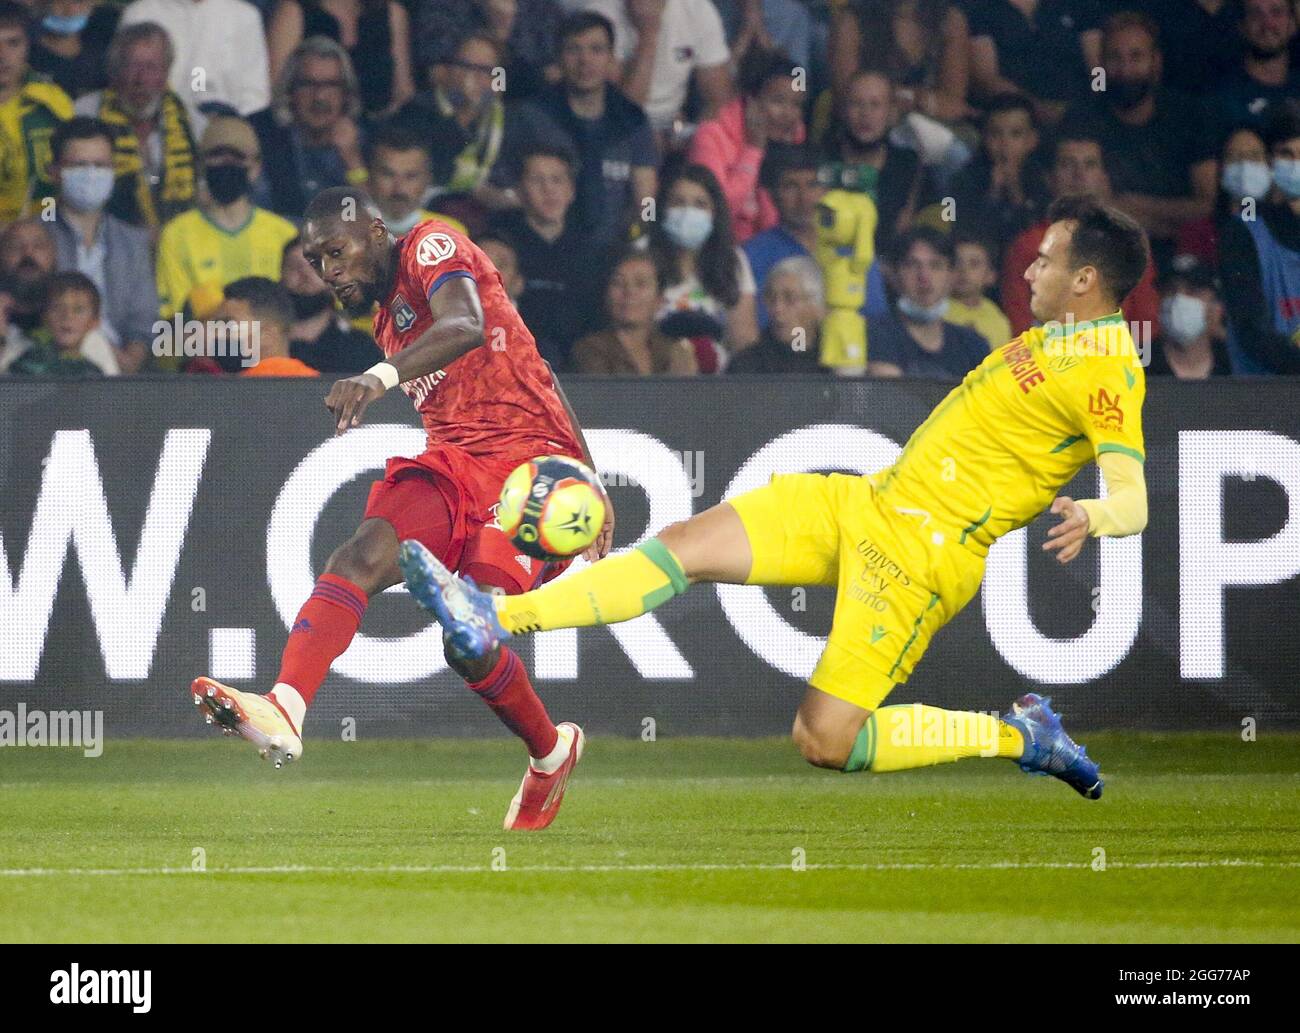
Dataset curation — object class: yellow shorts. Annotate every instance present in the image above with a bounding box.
[729,473,985,712]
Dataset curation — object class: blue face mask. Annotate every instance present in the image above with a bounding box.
[1272,157,1300,199]
[897,295,949,324]
[42,13,90,35]
[662,205,714,251]
[61,165,116,212]
[1221,160,1272,200]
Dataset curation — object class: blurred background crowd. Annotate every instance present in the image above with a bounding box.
[2,0,1299,380]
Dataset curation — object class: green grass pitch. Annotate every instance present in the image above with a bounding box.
[1,734,1297,942]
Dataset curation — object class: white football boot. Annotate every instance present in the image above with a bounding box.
[190,677,303,768]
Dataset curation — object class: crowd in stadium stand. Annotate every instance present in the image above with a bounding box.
[1,0,1299,379]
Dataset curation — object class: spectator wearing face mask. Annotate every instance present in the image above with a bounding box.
[0,276,35,372]
[1062,11,1217,265]
[644,162,759,371]
[48,116,157,374]
[1175,126,1270,269]
[687,46,806,243]
[29,0,121,99]
[1148,256,1230,378]
[1218,98,1300,372]
[280,237,382,374]
[363,124,468,237]
[866,226,988,379]
[156,116,298,322]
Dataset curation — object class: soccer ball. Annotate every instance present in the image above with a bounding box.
[497,455,609,560]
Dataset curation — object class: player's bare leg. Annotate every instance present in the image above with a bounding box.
[191,518,400,766]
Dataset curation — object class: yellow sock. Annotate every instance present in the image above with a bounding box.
[495,539,689,635]
[844,704,1025,772]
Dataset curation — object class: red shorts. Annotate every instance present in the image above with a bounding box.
[364,443,573,596]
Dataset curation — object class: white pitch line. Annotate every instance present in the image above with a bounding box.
[0,860,1297,877]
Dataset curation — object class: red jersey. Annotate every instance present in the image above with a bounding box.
[373,220,582,463]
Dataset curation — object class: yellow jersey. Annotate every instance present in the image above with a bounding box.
[945,295,1012,353]
[872,311,1146,557]
[0,74,74,222]
[156,206,298,318]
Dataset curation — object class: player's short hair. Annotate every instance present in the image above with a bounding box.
[738,46,795,98]
[982,93,1038,130]
[760,142,821,191]
[364,122,432,166]
[304,186,383,232]
[1102,9,1161,50]
[559,10,615,48]
[43,271,101,316]
[1045,196,1149,306]
[894,225,955,266]
[1264,98,1300,151]
[51,116,115,164]
[0,0,30,35]
[518,143,578,182]
[222,277,295,331]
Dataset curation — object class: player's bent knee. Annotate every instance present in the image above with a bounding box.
[791,713,854,770]
[326,523,399,595]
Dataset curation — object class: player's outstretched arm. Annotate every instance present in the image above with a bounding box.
[324,277,486,434]
[1043,452,1148,564]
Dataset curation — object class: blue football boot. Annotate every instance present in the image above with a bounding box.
[1002,693,1104,799]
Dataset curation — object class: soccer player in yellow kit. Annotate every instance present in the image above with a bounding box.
[400,197,1152,800]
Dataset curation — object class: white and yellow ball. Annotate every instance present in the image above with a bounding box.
[498,455,608,560]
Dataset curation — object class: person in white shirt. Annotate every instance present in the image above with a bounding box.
[119,0,271,122]
[584,0,732,132]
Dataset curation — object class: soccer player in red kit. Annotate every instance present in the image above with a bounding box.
[190,187,612,831]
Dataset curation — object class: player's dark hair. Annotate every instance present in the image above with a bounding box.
[649,164,740,309]
[738,46,795,98]
[1264,98,1300,152]
[518,143,578,183]
[0,0,30,35]
[363,122,432,166]
[982,93,1038,130]
[1046,196,1149,306]
[559,10,615,48]
[51,116,115,164]
[304,186,383,231]
[223,276,295,331]
[43,270,100,316]
[894,225,955,266]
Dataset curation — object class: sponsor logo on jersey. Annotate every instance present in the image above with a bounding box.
[415,232,456,266]
[391,294,417,332]
[1088,388,1124,430]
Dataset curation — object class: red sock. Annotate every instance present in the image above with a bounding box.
[276,573,368,706]
[467,648,559,759]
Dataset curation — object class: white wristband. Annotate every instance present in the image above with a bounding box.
[365,361,400,391]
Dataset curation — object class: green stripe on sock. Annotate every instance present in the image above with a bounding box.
[637,539,689,594]
[843,715,877,772]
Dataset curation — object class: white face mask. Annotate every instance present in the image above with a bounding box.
[662,205,714,251]
[1221,160,1272,200]
[897,295,949,324]
[385,209,422,235]
[61,165,116,212]
[1160,293,1208,345]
